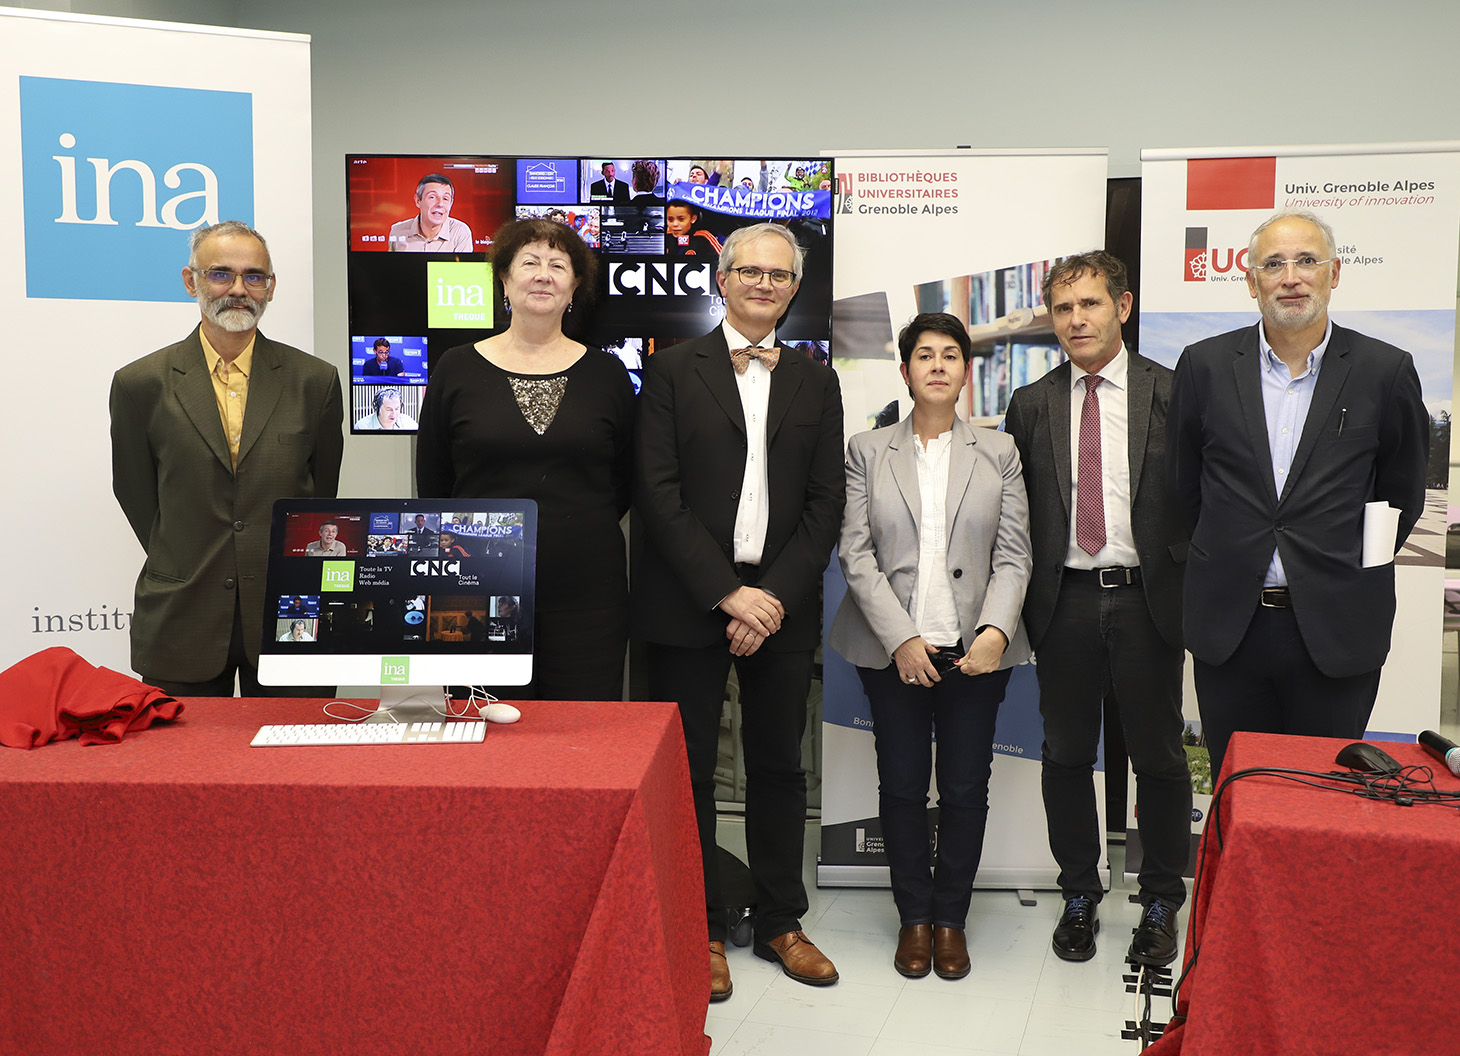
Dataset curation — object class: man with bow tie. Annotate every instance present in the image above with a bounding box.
[634,222,846,1001]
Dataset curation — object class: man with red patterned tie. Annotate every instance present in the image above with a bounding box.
[1004,251,1191,969]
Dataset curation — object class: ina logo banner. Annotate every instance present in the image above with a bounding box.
[19,77,254,302]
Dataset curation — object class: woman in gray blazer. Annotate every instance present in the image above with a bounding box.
[828,313,1032,981]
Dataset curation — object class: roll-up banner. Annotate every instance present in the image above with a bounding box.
[0,7,314,674]
[821,149,1109,889]
[1135,142,1460,876]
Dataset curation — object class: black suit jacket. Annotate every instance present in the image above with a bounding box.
[589,178,630,202]
[110,327,344,680]
[632,328,845,651]
[1167,321,1429,676]
[1004,353,1186,651]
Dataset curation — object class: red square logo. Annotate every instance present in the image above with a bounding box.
[1186,157,1276,211]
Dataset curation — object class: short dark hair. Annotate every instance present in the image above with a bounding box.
[665,200,700,219]
[631,159,660,192]
[320,520,338,529]
[416,173,454,197]
[896,312,971,366]
[373,338,390,351]
[1041,250,1129,309]
[490,218,598,318]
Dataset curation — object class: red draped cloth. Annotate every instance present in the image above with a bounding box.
[0,645,183,749]
[0,696,709,1056]
[1144,732,1458,1055]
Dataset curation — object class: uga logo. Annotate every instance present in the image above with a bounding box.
[19,77,254,302]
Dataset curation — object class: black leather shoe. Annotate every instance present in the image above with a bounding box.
[1052,895,1099,962]
[1127,899,1178,966]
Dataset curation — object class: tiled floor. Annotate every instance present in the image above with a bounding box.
[706,822,1176,1056]
[701,642,1460,1056]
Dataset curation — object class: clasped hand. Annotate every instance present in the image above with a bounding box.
[893,626,1008,687]
[721,586,784,656]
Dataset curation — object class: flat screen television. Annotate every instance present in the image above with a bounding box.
[344,154,835,419]
[257,497,537,719]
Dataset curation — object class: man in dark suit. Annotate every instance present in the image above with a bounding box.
[110,221,343,696]
[404,514,438,555]
[361,338,406,377]
[1004,251,1191,967]
[1168,210,1428,780]
[588,161,630,202]
[634,222,845,1001]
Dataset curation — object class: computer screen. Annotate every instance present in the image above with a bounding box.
[257,497,538,705]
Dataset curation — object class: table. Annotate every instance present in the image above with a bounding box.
[1147,732,1460,1056]
[0,698,710,1056]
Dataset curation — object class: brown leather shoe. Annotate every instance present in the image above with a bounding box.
[894,924,933,978]
[709,941,732,1001]
[932,926,970,979]
[753,929,839,985]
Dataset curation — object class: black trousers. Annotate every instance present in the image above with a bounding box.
[860,662,1010,930]
[646,640,812,944]
[1194,603,1381,781]
[1036,573,1191,907]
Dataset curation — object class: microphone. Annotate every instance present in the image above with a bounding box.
[1418,730,1460,776]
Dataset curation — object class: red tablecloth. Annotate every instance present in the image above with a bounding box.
[1147,732,1460,1056]
[0,698,710,1056]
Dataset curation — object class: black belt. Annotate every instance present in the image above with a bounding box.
[1063,566,1141,588]
[1260,587,1291,609]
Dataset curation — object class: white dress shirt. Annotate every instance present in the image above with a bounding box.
[910,429,961,648]
[1065,346,1139,569]
[724,321,773,565]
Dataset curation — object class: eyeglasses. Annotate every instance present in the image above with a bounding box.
[193,267,274,289]
[728,266,795,289]
[1252,256,1333,278]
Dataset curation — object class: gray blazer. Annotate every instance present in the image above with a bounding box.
[828,415,1032,670]
[110,326,343,680]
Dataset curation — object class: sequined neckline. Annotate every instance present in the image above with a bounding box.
[508,375,567,435]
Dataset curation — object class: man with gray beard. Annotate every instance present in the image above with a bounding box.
[1167,210,1428,778]
[109,221,343,696]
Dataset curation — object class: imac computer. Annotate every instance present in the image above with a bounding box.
[257,497,537,722]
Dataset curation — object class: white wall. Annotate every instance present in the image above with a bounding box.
[16,0,1460,501]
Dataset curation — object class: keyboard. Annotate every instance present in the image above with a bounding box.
[250,720,486,747]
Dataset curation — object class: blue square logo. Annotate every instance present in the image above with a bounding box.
[19,77,254,302]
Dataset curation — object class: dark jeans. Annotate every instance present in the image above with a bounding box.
[860,662,1011,930]
[1036,573,1191,907]
[1194,603,1381,781]
[646,641,813,943]
[145,602,333,699]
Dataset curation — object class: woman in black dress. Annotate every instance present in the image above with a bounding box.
[416,218,635,700]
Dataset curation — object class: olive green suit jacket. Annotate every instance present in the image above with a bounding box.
[110,326,343,681]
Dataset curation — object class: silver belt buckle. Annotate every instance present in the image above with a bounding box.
[1098,567,1130,589]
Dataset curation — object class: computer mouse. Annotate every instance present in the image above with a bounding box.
[1335,741,1401,774]
[481,701,521,725]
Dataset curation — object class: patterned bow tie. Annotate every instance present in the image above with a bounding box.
[730,345,781,374]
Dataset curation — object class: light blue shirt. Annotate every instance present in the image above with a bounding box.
[1258,319,1332,586]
